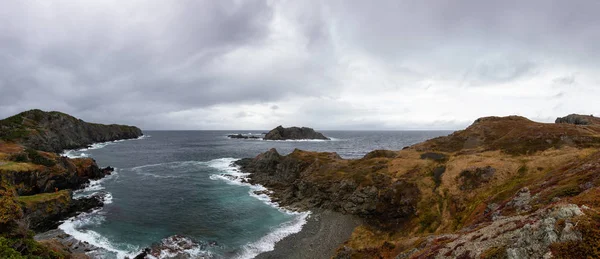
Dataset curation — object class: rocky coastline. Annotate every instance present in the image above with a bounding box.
[235,114,600,258]
[0,109,143,258]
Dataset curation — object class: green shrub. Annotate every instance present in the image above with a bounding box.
[24,149,55,167]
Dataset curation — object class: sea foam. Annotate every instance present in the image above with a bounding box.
[207,157,310,259]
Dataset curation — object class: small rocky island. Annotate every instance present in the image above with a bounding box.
[263,125,329,140]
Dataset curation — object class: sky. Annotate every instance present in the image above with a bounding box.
[0,0,599,130]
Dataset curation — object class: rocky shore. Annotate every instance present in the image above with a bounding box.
[0,109,143,258]
[237,114,600,258]
[255,209,362,259]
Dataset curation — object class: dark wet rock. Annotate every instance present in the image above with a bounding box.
[555,114,594,125]
[24,193,104,232]
[363,150,397,159]
[237,148,420,225]
[458,166,496,190]
[2,158,114,196]
[0,109,143,153]
[227,134,261,139]
[137,235,212,259]
[35,229,97,256]
[263,125,329,140]
[419,152,448,162]
[432,166,446,188]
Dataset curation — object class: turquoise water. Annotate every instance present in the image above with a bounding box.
[59,131,450,258]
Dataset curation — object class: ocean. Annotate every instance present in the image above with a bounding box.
[59,130,451,258]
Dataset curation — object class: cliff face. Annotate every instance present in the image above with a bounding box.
[0,109,139,258]
[0,109,143,153]
[238,115,600,258]
[263,125,329,140]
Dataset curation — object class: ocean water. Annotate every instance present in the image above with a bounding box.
[60,130,451,258]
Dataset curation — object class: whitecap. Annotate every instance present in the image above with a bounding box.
[137,172,181,179]
[207,157,311,258]
[59,209,139,259]
[61,135,149,158]
[233,212,309,259]
[73,169,119,198]
[130,161,202,171]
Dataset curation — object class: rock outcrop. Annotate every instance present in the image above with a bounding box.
[236,114,600,259]
[235,148,419,224]
[0,109,140,258]
[555,113,600,125]
[0,109,143,153]
[19,191,104,232]
[263,125,329,140]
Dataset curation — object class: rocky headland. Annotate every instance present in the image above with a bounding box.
[0,109,143,153]
[263,126,329,140]
[0,109,143,258]
[235,114,600,258]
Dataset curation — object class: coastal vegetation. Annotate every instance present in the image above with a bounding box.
[238,114,600,258]
[0,109,143,258]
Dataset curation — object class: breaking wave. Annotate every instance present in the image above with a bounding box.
[207,158,310,259]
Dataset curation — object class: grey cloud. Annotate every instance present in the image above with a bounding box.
[0,0,598,129]
[553,75,576,85]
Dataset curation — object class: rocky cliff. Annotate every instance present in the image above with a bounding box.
[263,125,329,140]
[0,109,143,153]
[0,109,140,258]
[238,114,600,258]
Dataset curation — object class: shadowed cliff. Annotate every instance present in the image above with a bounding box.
[0,109,143,153]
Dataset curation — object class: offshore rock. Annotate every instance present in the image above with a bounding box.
[263,125,329,140]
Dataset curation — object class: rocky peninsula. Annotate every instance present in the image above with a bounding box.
[263,126,329,140]
[236,114,600,258]
[0,109,143,258]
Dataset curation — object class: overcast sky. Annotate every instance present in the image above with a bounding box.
[1,0,598,130]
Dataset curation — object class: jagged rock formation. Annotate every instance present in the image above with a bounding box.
[0,109,143,153]
[555,113,600,125]
[237,114,600,258]
[263,125,329,140]
[236,148,420,224]
[19,191,104,232]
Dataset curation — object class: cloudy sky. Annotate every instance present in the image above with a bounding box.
[1,0,598,130]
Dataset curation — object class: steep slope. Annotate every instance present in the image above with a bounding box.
[0,109,141,258]
[237,114,600,258]
[0,109,143,153]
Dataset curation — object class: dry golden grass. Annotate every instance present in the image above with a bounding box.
[17,190,71,207]
[0,142,24,153]
[0,162,41,172]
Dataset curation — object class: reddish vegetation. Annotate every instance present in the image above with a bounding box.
[240,114,600,258]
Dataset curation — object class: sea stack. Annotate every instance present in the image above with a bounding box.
[263,125,329,140]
